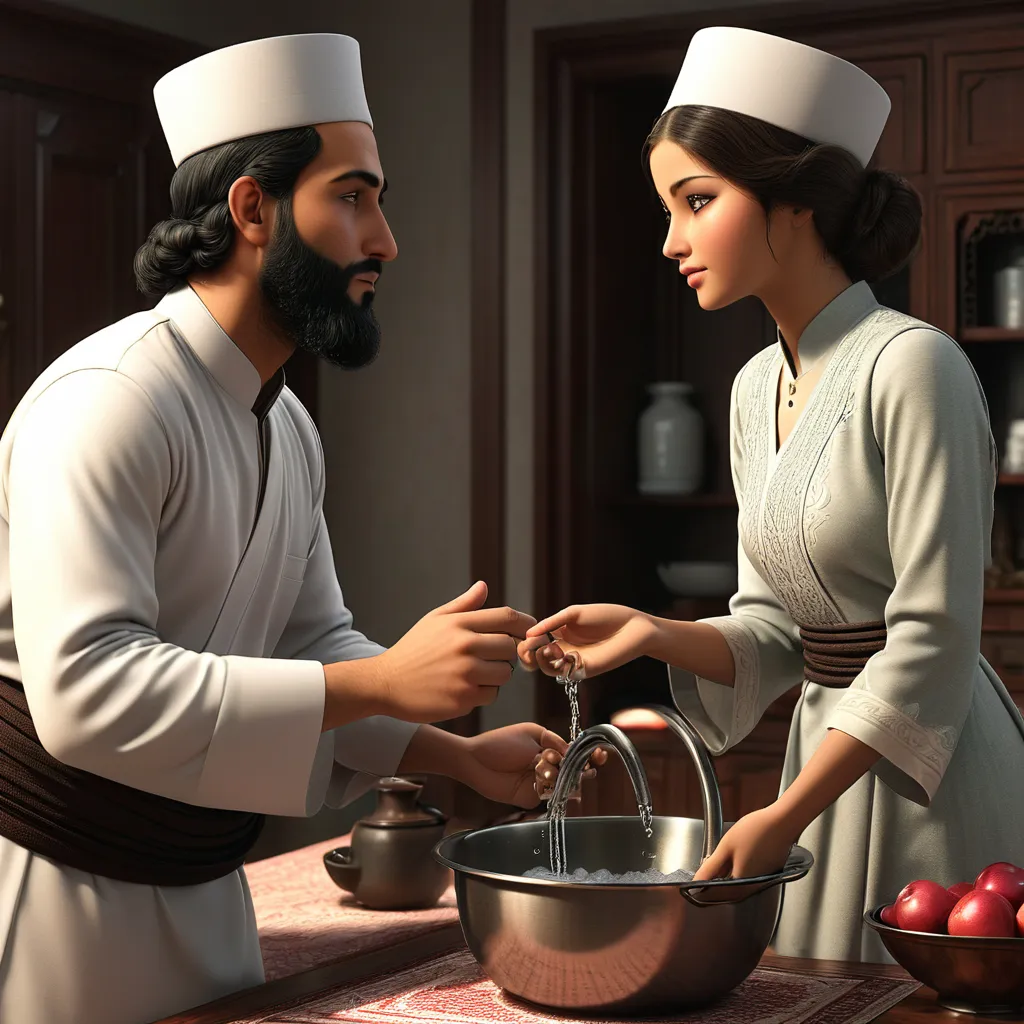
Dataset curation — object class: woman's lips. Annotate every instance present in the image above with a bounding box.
[685,269,706,288]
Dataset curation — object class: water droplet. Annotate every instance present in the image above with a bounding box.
[533,848,541,855]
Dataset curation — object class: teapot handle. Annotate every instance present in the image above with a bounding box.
[323,846,362,895]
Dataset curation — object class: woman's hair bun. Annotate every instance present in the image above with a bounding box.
[839,169,922,282]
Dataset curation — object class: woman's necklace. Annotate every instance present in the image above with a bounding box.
[785,361,817,407]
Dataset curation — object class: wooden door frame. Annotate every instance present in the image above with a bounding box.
[471,0,508,617]
[420,0,509,827]
[447,0,507,745]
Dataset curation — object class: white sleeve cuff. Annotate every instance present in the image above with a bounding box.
[828,690,953,805]
[669,615,762,755]
[198,657,326,815]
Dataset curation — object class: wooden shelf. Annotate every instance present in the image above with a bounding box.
[985,588,1024,603]
[611,492,737,508]
[999,474,1024,486]
[960,327,1024,343]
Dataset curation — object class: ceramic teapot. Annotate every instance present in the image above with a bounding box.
[323,776,450,910]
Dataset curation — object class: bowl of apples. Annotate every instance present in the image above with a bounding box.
[864,860,1024,1015]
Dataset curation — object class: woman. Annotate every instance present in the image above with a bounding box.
[521,26,1024,963]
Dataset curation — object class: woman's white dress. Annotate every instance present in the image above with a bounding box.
[670,281,1024,962]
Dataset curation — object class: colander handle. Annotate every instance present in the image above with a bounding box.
[619,703,724,862]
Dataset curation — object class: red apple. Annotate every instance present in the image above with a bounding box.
[974,862,1024,911]
[895,879,958,934]
[880,903,899,927]
[1017,901,1024,938]
[947,882,974,900]
[948,890,1017,938]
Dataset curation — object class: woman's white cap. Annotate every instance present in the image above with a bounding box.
[662,27,890,166]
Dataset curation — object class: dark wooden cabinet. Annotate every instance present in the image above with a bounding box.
[0,2,198,429]
[856,55,927,176]
[7,89,164,413]
[940,31,1024,174]
[0,2,320,429]
[535,0,1024,825]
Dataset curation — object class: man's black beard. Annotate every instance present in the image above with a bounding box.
[258,197,382,370]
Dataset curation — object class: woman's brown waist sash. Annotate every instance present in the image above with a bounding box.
[0,674,264,886]
[796,620,887,688]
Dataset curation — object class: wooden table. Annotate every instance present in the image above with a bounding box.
[152,922,1024,1024]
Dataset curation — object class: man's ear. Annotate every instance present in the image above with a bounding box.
[227,176,274,248]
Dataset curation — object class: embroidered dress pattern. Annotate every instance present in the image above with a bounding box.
[832,689,958,784]
[742,309,926,627]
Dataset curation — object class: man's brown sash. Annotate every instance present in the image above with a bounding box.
[0,675,264,885]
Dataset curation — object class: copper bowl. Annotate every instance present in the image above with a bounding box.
[864,906,1024,1015]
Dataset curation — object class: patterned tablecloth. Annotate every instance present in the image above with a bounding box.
[229,945,922,1024]
[243,835,921,1024]
[245,833,460,982]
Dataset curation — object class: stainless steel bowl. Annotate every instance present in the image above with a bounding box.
[864,906,1024,1015]
[433,705,813,1012]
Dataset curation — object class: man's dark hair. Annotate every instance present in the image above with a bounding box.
[134,127,322,300]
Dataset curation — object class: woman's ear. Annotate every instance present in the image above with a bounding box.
[790,204,815,229]
[227,176,274,248]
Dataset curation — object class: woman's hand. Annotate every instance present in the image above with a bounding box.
[690,804,797,898]
[517,604,658,680]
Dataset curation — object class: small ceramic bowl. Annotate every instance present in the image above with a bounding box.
[864,905,1024,1015]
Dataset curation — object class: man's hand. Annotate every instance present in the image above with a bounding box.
[533,743,609,801]
[464,724,571,809]
[322,581,536,730]
[397,722,583,809]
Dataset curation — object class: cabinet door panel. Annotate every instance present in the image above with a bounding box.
[12,92,149,398]
[858,55,926,175]
[941,34,1024,173]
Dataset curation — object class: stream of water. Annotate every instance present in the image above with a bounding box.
[547,671,655,877]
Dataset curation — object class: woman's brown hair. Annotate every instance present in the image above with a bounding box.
[643,104,922,283]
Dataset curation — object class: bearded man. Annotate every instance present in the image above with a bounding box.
[0,33,562,1024]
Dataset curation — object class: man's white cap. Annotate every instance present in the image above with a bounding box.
[154,33,372,168]
[662,27,890,167]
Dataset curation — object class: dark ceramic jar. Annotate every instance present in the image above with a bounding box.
[323,777,450,910]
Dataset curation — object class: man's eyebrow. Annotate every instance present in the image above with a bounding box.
[669,174,717,197]
[329,169,388,196]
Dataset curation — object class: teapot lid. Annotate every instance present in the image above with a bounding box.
[360,776,448,828]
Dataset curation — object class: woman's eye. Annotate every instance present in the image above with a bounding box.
[340,192,359,205]
[687,194,713,213]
